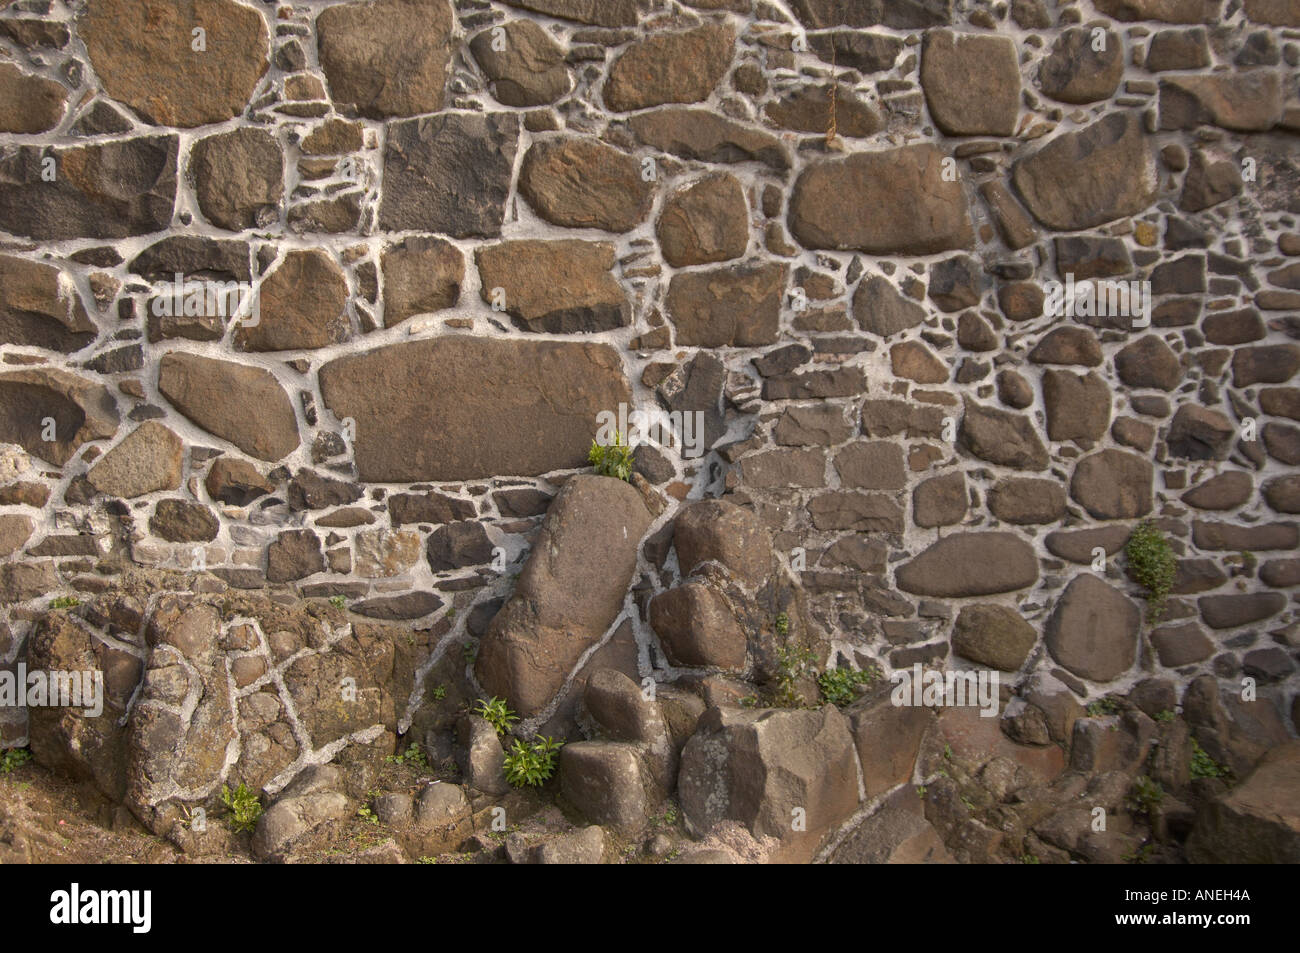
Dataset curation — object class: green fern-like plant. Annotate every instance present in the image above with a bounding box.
[1125,520,1176,623]
[503,736,563,788]
[588,432,634,482]
[220,783,264,834]
[471,696,518,736]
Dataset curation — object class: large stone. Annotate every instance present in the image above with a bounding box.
[1182,471,1252,510]
[1043,369,1111,442]
[150,499,218,543]
[79,0,268,127]
[0,368,118,466]
[604,23,734,112]
[518,138,653,234]
[500,0,637,27]
[158,352,299,462]
[475,475,651,716]
[649,582,746,671]
[988,477,1067,525]
[920,30,1020,136]
[629,108,789,172]
[673,499,771,589]
[0,62,66,134]
[789,145,973,254]
[808,492,904,533]
[666,262,785,347]
[1158,72,1283,133]
[1166,404,1234,460]
[959,399,1049,470]
[236,250,348,351]
[1186,741,1300,863]
[266,529,324,583]
[205,457,274,506]
[0,255,97,354]
[852,276,926,338]
[657,173,748,267]
[379,113,519,238]
[317,0,453,118]
[1093,0,1220,21]
[320,337,629,482]
[0,515,34,559]
[1045,574,1141,682]
[829,786,952,864]
[1070,449,1153,519]
[476,240,629,333]
[679,705,859,862]
[1243,0,1299,24]
[130,236,252,283]
[952,604,1037,672]
[0,137,178,241]
[1198,592,1286,630]
[560,742,652,832]
[469,20,569,107]
[1039,27,1124,104]
[895,533,1039,597]
[846,686,934,800]
[87,422,183,499]
[1012,113,1156,230]
[1231,345,1300,387]
[790,0,953,27]
[380,237,463,327]
[189,128,284,231]
[763,84,881,138]
[913,471,967,528]
[1115,334,1182,390]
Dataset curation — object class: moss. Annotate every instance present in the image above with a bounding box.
[1125,520,1176,623]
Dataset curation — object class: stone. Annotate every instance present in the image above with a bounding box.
[895,533,1039,597]
[0,515,34,559]
[381,237,463,327]
[425,521,493,573]
[236,250,348,351]
[1070,449,1153,520]
[656,173,748,267]
[1028,327,1103,366]
[890,341,948,384]
[476,476,650,716]
[1146,28,1210,70]
[149,499,218,543]
[1166,404,1234,460]
[808,31,905,72]
[1151,621,1214,666]
[604,23,734,112]
[1040,27,1123,104]
[560,742,651,832]
[158,352,298,462]
[808,492,904,533]
[1055,235,1133,280]
[130,237,251,283]
[1042,370,1111,442]
[959,399,1049,470]
[353,530,421,578]
[980,181,1038,251]
[774,405,853,446]
[469,20,569,107]
[1232,345,1300,387]
[988,478,1067,525]
[1202,307,1264,346]
[0,255,98,354]
[317,0,453,118]
[1264,423,1300,466]
[997,369,1033,409]
[501,0,637,26]
[666,261,785,347]
[252,774,348,862]
[0,62,66,134]
[0,136,178,241]
[790,0,953,28]
[919,30,1020,136]
[79,0,268,127]
[830,786,952,864]
[763,84,881,138]
[1158,71,1283,133]
[1045,574,1141,681]
[351,592,443,621]
[0,368,119,466]
[1093,0,1220,22]
[379,113,519,238]
[476,240,628,333]
[189,128,283,232]
[1182,472,1252,510]
[1198,593,1286,629]
[205,457,273,506]
[86,422,183,499]
[1115,335,1182,390]
[846,686,934,800]
[834,442,906,491]
[739,449,826,489]
[928,256,981,312]
[789,144,973,254]
[952,604,1038,671]
[1179,149,1243,212]
[913,472,967,528]
[1012,113,1156,231]
[266,529,324,583]
[321,337,628,482]
[629,108,789,172]
[1260,388,1300,422]
[1193,520,1297,550]
[457,716,508,795]
[1186,741,1300,864]
[679,705,859,863]
[518,138,653,234]
[852,276,927,338]
[649,582,746,671]
[674,499,771,589]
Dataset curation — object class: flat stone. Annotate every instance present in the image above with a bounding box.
[890,341,948,384]
[1186,740,1300,864]
[763,84,881,138]
[1151,621,1214,666]
[130,236,251,283]
[1232,345,1300,387]
[1045,574,1140,682]
[518,137,653,234]
[629,108,790,172]
[236,250,348,351]
[666,261,785,347]
[189,127,284,231]
[0,368,119,466]
[913,471,967,527]
[1028,326,1103,366]
[476,240,628,333]
[0,255,98,354]
[1069,449,1153,519]
[808,492,905,533]
[1198,592,1286,629]
[834,441,906,490]
[266,529,324,583]
[205,457,274,506]
[604,23,733,112]
[988,477,1067,525]
[1167,404,1234,460]
[0,515,34,559]
[149,499,219,543]
[952,604,1038,671]
[469,20,569,107]
[317,0,453,118]
[79,0,268,127]
[649,581,747,671]
[87,421,183,499]
[739,448,826,489]
[657,173,748,267]
[1043,369,1111,442]
[1040,27,1123,104]
[500,0,637,27]
[920,30,1020,136]
[351,592,443,621]
[0,62,66,133]
[895,533,1039,597]
[1146,28,1211,70]
[789,144,973,254]
[1159,71,1283,133]
[1093,0,1221,22]
[959,399,1049,470]
[1182,471,1253,510]
[853,276,927,338]
[790,0,954,28]
[673,499,771,589]
[1115,334,1183,390]
[379,113,519,238]
[319,337,629,482]
[1012,112,1156,230]
[1192,520,1297,550]
[1045,525,1132,564]
[381,236,463,327]
[158,352,299,462]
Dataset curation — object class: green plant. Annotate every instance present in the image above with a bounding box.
[1086,697,1121,718]
[430,684,447,701]
[417,856,438,864]
[386,742,432,771]
[1125,520,1176,623]
[1124,842,1155,864]
[1190,738,1231,781]
[503,736,563,788]
[1239,551,1257,573]
[471,696,518,736]
[588,432,634,483]
[0,748,32,775]
[329,595,346,609]
[653,804,679,828]
[817,664,881,708]
[1021,853,1040,865]
[1128,775,1163,814]
[774,612,790,637]
[773,645,817,708]
[1155,709,1175,723]
[943,744,953,761]
[219,783,264,834]
[357,805,379,825]
[916,785,927,799]
[462,642,477,664]
[48,595,80,610]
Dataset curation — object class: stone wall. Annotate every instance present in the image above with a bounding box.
[0,0,1298,862]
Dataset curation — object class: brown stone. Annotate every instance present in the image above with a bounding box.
[649,582,746,671]
[629,107,790,172]
[913,472,967,528]
[0,62,66,134]
[1115,334,1183,390]
[476,240,628,334]
[959,399,1049,470]
[895,533,1039,597]
[604,23,734,112]
[1040,27,1124,104]
[920,30,1020,136]
[189,128,284,232]
[0,368,119,466]
[236,250,348,351]
[1069,449,1153,520]
[656,173,748,267]
[519,138,653,234]
[666,261,785,347]
[890,341,949,384]
[86,422,183,499]
[381,237,463,327]
[1045,574,1141,681]
[988,478,1067,525]
[952,604,1038,671]
[469,20,569,107]
[0,255,98,354]
[1182,471,1253,510]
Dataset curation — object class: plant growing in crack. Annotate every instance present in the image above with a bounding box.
[220,783,263,834]
[471,696,517,736]
[503,736,563,788]
[588,432,634,482]
[1125,520,1176,624]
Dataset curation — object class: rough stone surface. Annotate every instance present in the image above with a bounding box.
[519,138,653,234]
[1045,574,1141,681]
[158,353,298,462]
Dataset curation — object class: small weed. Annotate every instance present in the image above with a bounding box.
[943,744,953,761]
[1124,842,1155,864]
[916,785,928,799]
[1125,520,1176,624]
[774,612,790,637]
[1190,738,1231,781]
[471,696,518,736]
[430,684,447,701]
[1128,775,1163,814]
[588,432,634,483]
[328,595,346,610]
[653,804,679,828]
[445,607,456,620]
[1021,853,1040,865]
[386,742,431,771]
[357,805,379,825]
[817,664,881,708]
[960,794,977,812]
[1086,697,1121,718]
[0,748,32,775]
[219,783,264,834]
[417,856,438,864]
[503,736,563,788]
[462,642,477,665]
[1155,709,1175,723]
[48,596,80,610]
[772,644,817,708]
[738,694,759,708]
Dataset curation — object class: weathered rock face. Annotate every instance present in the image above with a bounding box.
[380,237,463,327]
[475,240,629,333]
[0,63,66,134]
[649,581,747,671]
[1186,740,1300,863]
[603,23,734,112]
[475,475,651,716]
[952,604,1038,671]
[1039,27,1124,104]
[317,0,453,118]
[189,128,284,231]
[0,255,98,353]
[518,138,653,234]
[87,422,183,499]
[321,337,628,482]
[1012,113,1157,230]
[158,352,299,462]
[895,533,1039,597]
[789,145,974,254]
[469,20,570,107]
[236,250,348,351]
[657,173,749,267]
[0,368,119,466]
[79,0,269,127]
[920,30,1020,136]
[630,108,790,171]
[666,261,785,347]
